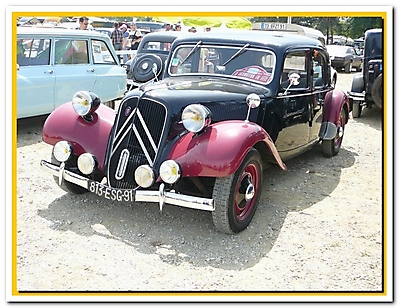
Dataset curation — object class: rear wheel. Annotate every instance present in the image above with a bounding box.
[352,102,362,118]
[345,62,353,73]
[322,109,346,157]
[212,149,263,234]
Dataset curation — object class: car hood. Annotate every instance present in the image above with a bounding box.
[138,76,271,104]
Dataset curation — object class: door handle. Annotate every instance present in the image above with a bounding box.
[45,70,54,74]
[87,68,95,72]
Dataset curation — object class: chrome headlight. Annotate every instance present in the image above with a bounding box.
[159,160,181,184]
[53,141,72,162]
[77,153,97,175]
[135,165,155,188]
[72,91,101,117]
[181,104,211,133]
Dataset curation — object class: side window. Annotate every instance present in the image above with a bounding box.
[92,39,118,64]
[17,38,51,66]
[280,51,308,89]
[312,50,326,88]
[55,39,88,65]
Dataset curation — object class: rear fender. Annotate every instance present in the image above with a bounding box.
[42,102,115,170]
[165,120,287,177]
[319,90,350,140]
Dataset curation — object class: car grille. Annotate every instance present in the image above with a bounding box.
[106,96,167,189]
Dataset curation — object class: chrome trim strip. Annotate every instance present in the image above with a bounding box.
[132,125,153,166]
[111,123,133,156]
[136,109,158,153]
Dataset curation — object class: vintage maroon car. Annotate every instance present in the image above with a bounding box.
[40,30,350,234]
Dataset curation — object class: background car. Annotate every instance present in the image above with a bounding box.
[123,31,189,90]
[40,31,349,234]
[347,28,382,117]
[326,44,363,73]
[17,27,127,118]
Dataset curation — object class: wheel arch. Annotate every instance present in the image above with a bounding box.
[42,102,116,170]
[165,120,287,178]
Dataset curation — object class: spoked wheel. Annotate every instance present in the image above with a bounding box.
[322,109,346,157]
[212,149,263,234]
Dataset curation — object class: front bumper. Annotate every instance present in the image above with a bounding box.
[40,160,215,212]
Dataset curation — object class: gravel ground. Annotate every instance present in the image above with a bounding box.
[12,72,388,301]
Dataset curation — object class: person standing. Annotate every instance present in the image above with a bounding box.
[120,24,129,63]
[174,24,182,31]
[76,16,89,30]
[165,23,172,31]
[110,22,123,51]
[129,22,143,51]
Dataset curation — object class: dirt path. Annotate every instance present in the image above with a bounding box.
[12,72,387,300]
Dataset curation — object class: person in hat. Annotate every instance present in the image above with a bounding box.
[165,23,172,31]
[129,22,143,51]
[174,24,182,31]
[188,27,197,33]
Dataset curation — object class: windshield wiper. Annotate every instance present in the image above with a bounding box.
[179,40,203,67]
[222,43,250,66]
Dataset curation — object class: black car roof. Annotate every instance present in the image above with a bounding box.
[172,30,325,50]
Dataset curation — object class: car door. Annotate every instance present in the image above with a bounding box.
[274,49,315,158]
[17,37,55,118]
[52,38,97,109]
[90,38,127,102]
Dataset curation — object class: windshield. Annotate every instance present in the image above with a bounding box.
[168,44,276,85]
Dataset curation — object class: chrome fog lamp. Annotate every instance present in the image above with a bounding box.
[182,104,211,133]
[53,141,72,162]
[72,91,101,117]
[77,153,97,175]
[159,160,181,184]
[135,165,155,188]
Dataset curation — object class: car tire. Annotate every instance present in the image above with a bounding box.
[371,74,383,108]
[51,153,88,194]
[352,102,362,118]
[345,62,353,73]
[212,148,263,234]
[322,108,346,157]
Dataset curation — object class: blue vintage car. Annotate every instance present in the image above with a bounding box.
[17,26,127,118]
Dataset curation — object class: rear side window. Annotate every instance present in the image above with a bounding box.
[17,38,51,66]
[281,51,308,89]
[92,39,119,64]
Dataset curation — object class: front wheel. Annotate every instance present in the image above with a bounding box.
[322,109,346,157]
[212,148,263,234]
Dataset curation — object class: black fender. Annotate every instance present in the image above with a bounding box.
[371,74,383,108]
[350,73,364,93]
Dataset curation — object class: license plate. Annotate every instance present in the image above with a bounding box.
[88,180,134,202]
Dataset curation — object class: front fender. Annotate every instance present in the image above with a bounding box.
[165,120,287,177]
[319,90,350,140]
[42,102,115,170]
